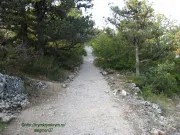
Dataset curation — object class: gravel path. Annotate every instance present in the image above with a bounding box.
[3,46,137,135]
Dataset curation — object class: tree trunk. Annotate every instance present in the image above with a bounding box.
[20,16,28,58]
[135,39,140,76]
[35,0,46,56]
[21,35,28,58]
[37,26,45,56]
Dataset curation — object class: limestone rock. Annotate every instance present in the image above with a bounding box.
[0,73,29,122]
[121,90,127,96]
[35,81,48,89]
[150,129,166,135]
[62,83,68,88]
[68,75,75,81]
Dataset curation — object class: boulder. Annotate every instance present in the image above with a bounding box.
[0,73,24,97]
[0,73,29,122]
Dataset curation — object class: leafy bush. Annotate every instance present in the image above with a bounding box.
[22,56,68,81]
[1,41,85,81]
[60,47,84,69]
[174,58,180,89]
[142,87,176,114]
[91,32,135,70]
[145,61,178,96]
[126,60,179,97]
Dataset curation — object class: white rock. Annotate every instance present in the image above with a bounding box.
[150,129,159,135]
[102,71,107,76]
[121,90,127,96]
[62,84,67,88]
[150,129,166,135]
[134,87,140,92]
[131,83,136,87]
[68,75,75,81]
[113,89,120,95]
[110,77,114,80]
[152,104,159,110]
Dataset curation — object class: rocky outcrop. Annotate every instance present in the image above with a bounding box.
[0,73,29,122]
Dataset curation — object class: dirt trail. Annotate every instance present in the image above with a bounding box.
[3,46,138,135]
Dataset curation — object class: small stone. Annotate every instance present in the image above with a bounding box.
[110,77,114,80]
[152,104,159,110]
[113,89,120,95]
[36,81,48,89]
[62,84,67,88]
[121,90,127,96]
[102,71,107,76]
[144,101,151,106]
[68,75,75,81]
[134,87,140,92]
[150,129,166,135]
[131,83,136,87]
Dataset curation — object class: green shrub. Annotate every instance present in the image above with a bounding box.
[22,56,68,81]
[91,32,134,70]
[0,120,6,132]
[1,44,84,81]
[93,57,108,68]
[145,61,178,96]
[59,47,84,69]
[129,75,146,88]
[142,87,176,114]
[126,60,179,97]
[174,58,180,89]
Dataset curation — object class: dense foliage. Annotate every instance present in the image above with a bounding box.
[0,0,94,80]
[91,0,180,97]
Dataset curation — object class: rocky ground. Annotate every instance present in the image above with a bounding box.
[0,73,29,122]
[0,64,80,124]
[100,69,180,135]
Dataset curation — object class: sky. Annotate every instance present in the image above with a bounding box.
[90,0,180,28]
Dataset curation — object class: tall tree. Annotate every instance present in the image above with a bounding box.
[0,0,94,56]
[108,0,154,76]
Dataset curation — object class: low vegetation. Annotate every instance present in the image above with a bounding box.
[91,0,180,102]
